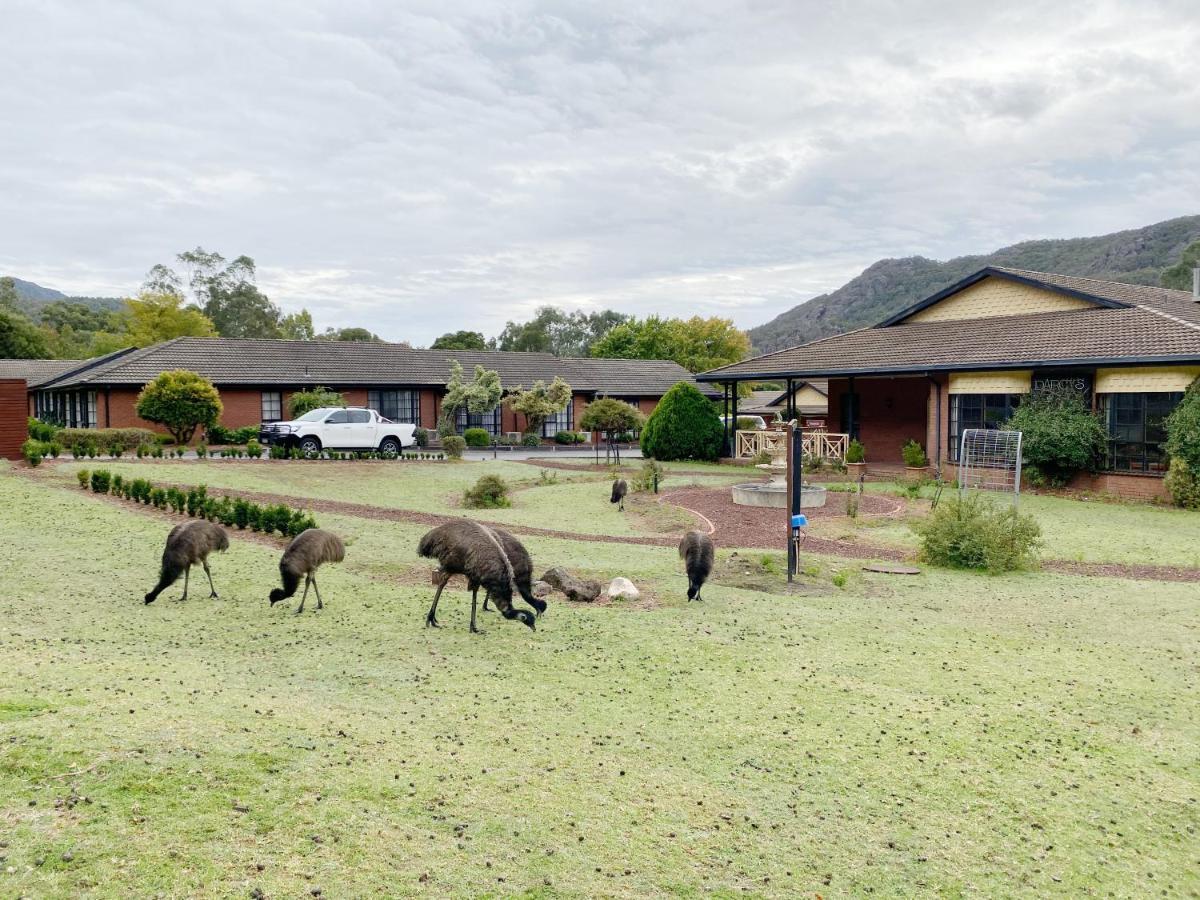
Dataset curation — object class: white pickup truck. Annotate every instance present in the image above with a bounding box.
[259,407,417,457]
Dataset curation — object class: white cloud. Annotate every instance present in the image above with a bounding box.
[0,0,1197,343]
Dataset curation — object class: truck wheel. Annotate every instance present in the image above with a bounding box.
[379,437,401,458]
[299,436,322,458]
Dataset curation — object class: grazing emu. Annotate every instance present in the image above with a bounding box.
[144,520,229,605]
[610,478,628,511]
[679,530,714,602]
[418,520,543,633]
[269,528,345,615]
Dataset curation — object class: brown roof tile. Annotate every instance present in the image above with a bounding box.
[0,358,87,387]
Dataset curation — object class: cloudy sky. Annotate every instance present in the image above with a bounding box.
[2,0,1198,344]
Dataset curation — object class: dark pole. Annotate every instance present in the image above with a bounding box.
[788,421,805,582]
[730,382,739,458]
[722,383,730,456]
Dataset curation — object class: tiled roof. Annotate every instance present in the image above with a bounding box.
[38,337,710,396]
[701,268,1200,380]
[0,359,87,387]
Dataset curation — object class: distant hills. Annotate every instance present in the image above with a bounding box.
[4,276,124,321]
[747,215,1200,355]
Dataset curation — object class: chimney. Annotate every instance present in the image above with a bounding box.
[1193,265,1199,300]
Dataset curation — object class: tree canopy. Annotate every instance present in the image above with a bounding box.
[1161,240,1200,291]
[135,370,223,444]
[318,327,383,342]
[288,386,348,419]
[431,330,487,351]
[505,377,572,436]
[0,306,51,358]
[440,360,502,435]
[639,382,724,461]
[590,315,750,372]
[124,291,217,346]
[495,307,629,356]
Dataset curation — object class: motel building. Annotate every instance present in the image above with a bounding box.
[699,266,1200,501]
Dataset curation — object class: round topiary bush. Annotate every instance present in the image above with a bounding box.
[1164,457,1200,509]
[442,435,466,459]
[462,427,492,448]
[639,382,723,462]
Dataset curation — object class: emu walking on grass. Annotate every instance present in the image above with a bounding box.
[269,528,345,615]
[610,478,628,511]
[418,520,544,633]
[144,521,229,605]
[679,530,714,602]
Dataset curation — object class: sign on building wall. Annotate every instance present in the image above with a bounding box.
[1032,372,1092,401]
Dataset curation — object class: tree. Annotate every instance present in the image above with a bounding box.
[1164,377,1200,470]
[639,382,724,461]
[0,306,51,358]
[579,397,644,463]
[124,292,217,346]
[1005,393,1107,487]
[203,282,281,339]
[590,315,750,373]
[136,370,223,444]
[0,276,21,311]
[494,307,630,356]
[147,249,283,339]
[431,330,487,351]
[440,360,502,435]
[505,377,572,437]
[279,309,315,341]
[288,386,347,419]
[1161,240,1200,291]
[318,327,382,342]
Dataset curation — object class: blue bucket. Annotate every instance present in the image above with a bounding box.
[791,514,808,529]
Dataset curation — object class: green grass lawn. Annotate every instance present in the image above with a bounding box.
[806,481,1200,568]
[1,465,1198,897]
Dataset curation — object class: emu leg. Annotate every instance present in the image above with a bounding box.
[425,580,446,628]
[202,559,219,599]
[470,589,483,634]
[294,574,312,615]
[477,584,490,612]
[176,566,190,602]
[311,574,323,610]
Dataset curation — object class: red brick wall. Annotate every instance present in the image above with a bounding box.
[828,376,929,464]
[0,379,28,460]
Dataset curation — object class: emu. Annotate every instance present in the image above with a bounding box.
[418,520,544,633]
[269,528,346,615]
[610,478,628,511]
[144,520,229,605]
[679,530,714,602]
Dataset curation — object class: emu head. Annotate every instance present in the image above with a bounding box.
[268,588,286,606]
[502,606,536,630]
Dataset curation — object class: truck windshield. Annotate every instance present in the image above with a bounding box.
[295,409,330,422]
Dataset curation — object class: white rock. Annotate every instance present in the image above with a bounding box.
[606,577,640,600]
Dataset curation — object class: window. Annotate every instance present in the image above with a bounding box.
[348,409,371,424]
[368,390,420,425]
[541,402,574,437]
[1099,392,1181,474]
[456,405,501,435]
[326,410,350,425]
[261,391,283,422]
[950,394,1022,461]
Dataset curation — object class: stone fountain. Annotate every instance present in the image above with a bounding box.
[731,441,828,509]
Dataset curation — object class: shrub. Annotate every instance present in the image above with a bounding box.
[581,397,645,450]
[1165,457,1200,509]
[76,469,90,489]
[414,427,429,448]
[442,435,466,459]
[288,386,346,419]
[246,439,263,459]
[463,427,491,448]
[21,439,50,466]
[150,487,167,509]
[497,433,519,447]
[1164,378,1200,470]
[901,440,927,468]
[205,424,260,445]
[196,444,207,458]
[845,439,866,464]
[463,474,511,509]
[28,417,59,442]
[632,458,665,493]
[554,430,576,445]
[521,432,541,447]
[186,485,208,517]
[917,493,1042,573]
[638,384,719,462]
[90,469,112,494]
[136,370,223,444]
[1006,393,1106,487]
[58,427,157,454]
[736,417,759,431]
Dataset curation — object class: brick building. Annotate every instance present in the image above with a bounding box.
[19,337,709,441]
[699,266,1200,500]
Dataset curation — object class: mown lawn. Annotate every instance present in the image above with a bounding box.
[0,464,1197,897]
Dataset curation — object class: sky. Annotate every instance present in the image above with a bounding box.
[2,0,1198,345]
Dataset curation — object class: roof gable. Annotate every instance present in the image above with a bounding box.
[881,267,1130,326]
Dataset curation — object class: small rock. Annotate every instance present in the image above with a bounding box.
[606,577,639,600]
[61,851,73,863]
[531,580,552,600]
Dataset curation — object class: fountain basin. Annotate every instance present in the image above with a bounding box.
[731,482,828,509]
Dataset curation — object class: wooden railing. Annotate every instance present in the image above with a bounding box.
[735,430,849,463]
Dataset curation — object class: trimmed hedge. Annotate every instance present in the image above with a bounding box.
[463,427,492,448]
[58,427,157,456]
[206,423,261,445]
[84,468,317,537]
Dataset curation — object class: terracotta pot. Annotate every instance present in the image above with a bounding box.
[846,461,867,480]
[905,466,928,481]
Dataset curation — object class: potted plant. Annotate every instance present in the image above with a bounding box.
[901,439,928,480]
[845,438,867,480]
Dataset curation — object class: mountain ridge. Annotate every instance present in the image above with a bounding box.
[747,215,1200,354]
